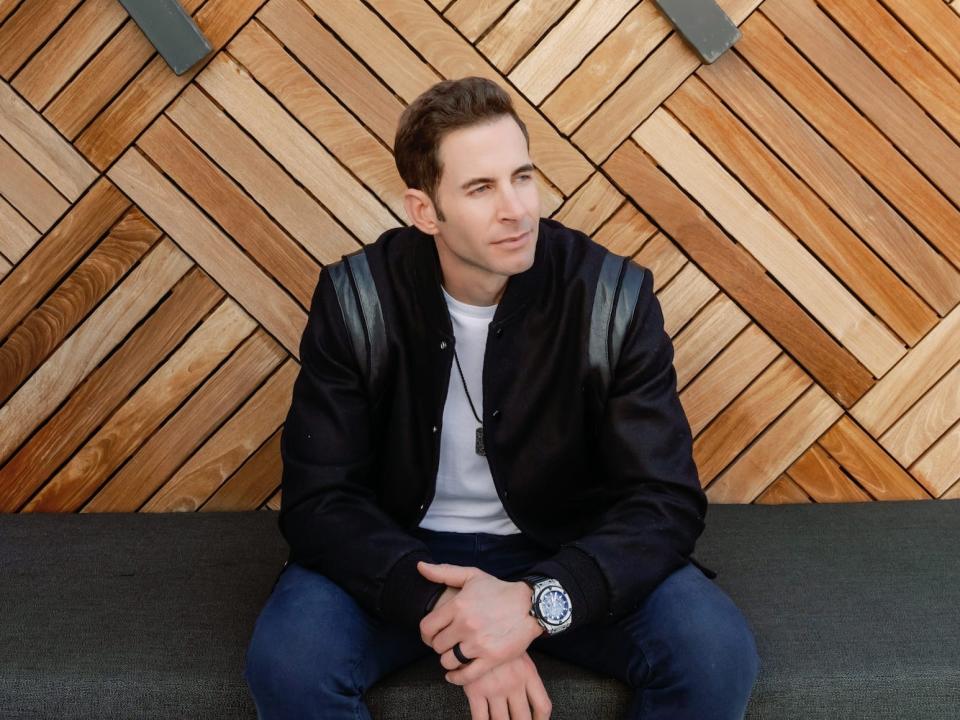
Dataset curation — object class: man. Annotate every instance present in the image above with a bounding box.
[244,76,760,719]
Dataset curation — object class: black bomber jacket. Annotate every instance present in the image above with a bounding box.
[278,216,713,633]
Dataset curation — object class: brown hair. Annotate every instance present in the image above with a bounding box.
[394,76,530,222]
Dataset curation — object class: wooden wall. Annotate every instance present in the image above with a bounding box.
[1,0,959,513]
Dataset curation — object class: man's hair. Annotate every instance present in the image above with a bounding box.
[394,76,530,222]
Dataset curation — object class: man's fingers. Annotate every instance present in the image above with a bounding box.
[527,667,553,719]
[488,696,509,720]
[417,561,477,588]
[508,691,534,720]
[446,657,492,686]
[466,692,489,720]
[419,598,456,645]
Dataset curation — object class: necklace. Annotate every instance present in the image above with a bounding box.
[452,346,485,456]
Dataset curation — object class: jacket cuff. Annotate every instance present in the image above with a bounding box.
[378,550,446,629]
[525,545,610,632]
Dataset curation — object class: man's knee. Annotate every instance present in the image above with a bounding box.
[243,566,368,706]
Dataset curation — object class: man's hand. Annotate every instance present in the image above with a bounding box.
[462,651,552,720]
[417,561,544,686]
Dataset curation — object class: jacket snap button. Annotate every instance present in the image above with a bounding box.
[495,327,503,337]
[419,503,425,511]
[432,425,438,433]
[491,409,500,418]
[439,340,447,350]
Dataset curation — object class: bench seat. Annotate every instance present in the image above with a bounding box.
[1,500,957,718]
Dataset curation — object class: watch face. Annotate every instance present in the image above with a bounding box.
[537,588,572,625]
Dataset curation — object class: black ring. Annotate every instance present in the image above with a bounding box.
[452,642,473,664]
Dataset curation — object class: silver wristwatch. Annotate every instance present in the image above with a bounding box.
[521,574,572,635]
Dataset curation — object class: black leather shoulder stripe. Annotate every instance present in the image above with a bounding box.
[328,254,369,380]
[344,249,387,398]
[589,253,624,395]
[610,259,645,372]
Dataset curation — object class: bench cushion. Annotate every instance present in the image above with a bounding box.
[1,500,958,718]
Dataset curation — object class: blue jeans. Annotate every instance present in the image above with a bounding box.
[243,528,760,719]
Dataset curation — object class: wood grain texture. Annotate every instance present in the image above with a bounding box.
[1,0,957,513]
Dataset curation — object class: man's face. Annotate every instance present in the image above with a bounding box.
[430,115,541,289]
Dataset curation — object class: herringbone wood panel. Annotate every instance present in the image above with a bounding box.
[1,0,959,513]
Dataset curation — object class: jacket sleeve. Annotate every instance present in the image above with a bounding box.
[525,264,708,632]
[278,264,446,629]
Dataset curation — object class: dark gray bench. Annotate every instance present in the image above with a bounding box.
[2,500,958,719]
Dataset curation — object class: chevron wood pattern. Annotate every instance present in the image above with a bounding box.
[1,0,959,515]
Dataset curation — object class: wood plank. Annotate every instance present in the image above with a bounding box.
[137,115,320,310]
[910,419,960,498]
[697,45,960,315]
[882,0,960,78]
[604,141,875,407]
[140,359,299,512]
[25,298,257,512]
[672,293,750,391]
[592,203,658,259]
[785,443,872,503]
[86,329,286,512]
[550,171,624,236]
[364,0,594,195]
[443,0,515,42]
[0,238,192,465]
[195,52,399,243]
[165,85,358,267]
[681,324,781,436]
[542,0,671,134]
[508,0,635,104]
[477,0,574,72]
[0,268,224,511]
[228,19,408,221]
[298,0,440,104]
[657,263,717,339]
[734,11,960,285]
[879,360,960,466]
[11,0,127,109]
[664,75,938,346]
[755,474,813,504]
[202,428,283,511]
[0,208,160,405]
[42,0,203,139]
[0,178,129,340]
[694,354,810,484]
[0,195,37,262]
[817,416,930,501]
[850,302,960,436]
[762,0,960,209]
[635,108,905,377]
[706,383,843,503]
[257,0,404,148]
[633,232,686,291]
[108,147,306,356]
[818,0,960,146]
[0,136,69,230]
[75,0,261,169]
[572,0,761,163]
[0,80,97,201]
[0,0,82,79]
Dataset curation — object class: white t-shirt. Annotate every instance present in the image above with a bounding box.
[417,284,522,535]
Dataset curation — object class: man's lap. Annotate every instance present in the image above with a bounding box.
[244,530,759,716]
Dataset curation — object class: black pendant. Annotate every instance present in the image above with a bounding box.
[475,426,485,456]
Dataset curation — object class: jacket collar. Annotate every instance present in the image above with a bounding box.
[411,219,548,340]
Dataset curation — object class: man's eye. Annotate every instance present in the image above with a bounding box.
[471,185,489,195]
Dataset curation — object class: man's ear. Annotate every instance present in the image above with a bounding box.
[403,188,441,235]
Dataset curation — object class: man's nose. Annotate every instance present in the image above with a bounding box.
[496,184,525,220]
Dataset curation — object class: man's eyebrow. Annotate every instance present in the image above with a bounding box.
[459,163,536,190]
